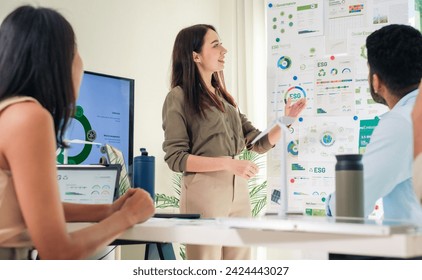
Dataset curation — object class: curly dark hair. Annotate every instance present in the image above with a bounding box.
[366,24,422,98]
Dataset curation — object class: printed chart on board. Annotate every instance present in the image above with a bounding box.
[265,0,414,215]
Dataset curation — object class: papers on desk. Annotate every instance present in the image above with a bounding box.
[216,216,418,236]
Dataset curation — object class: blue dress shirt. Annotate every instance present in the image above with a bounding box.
[327,89,422,224]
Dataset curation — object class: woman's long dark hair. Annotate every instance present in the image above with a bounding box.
[0,5,76,148]
[170,24,236,117]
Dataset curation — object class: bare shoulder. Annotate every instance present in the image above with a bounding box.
[0,101,53,141]
[1,100,52,129]
[0,101,53,167]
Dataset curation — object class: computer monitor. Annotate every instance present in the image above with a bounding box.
[56,71,134,172]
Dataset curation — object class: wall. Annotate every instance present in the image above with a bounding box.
[0,0,231,198]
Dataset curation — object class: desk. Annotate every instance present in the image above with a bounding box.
[67,215,422,259]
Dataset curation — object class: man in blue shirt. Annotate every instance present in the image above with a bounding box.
[327,24,422,259]
[327,25,422,259]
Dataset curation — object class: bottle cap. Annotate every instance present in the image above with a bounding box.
[140,148,148,156]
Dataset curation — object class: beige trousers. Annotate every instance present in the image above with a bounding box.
[180,170,251,260]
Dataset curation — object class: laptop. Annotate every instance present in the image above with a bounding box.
[56,164,121,204]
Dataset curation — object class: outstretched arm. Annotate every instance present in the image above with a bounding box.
[268,98,306,145]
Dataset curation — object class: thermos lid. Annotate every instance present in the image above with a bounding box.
[140,148,148,156]
[335,154,363,171]
[134,148,155,162]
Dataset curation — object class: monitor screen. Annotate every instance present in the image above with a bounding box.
[56,164,121,204]
[56,71,134,172]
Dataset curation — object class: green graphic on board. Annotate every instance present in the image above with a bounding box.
[56,105,94,164]
[359,117,380,154]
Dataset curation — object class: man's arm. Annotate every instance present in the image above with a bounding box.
[412,82,422,158]
[412,82,422,202]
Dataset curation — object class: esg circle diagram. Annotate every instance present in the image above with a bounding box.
[284,86,306,103]
[277,56,292,70]
[56,106,96,164]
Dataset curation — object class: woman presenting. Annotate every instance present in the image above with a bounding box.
[162,24,305,260]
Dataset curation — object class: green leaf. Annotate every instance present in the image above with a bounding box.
[249,180,267,199]
[179,245,186,260]
[251,196,267,217]
[249,180,267,217]
[154,193,179,209]
[172,172,183,196]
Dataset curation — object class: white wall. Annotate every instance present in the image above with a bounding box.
[0,0,240,198]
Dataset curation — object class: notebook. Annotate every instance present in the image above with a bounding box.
[56,164,121,204]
